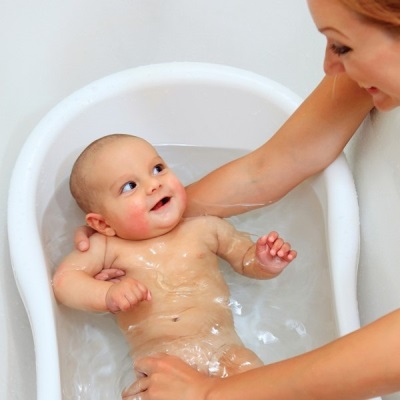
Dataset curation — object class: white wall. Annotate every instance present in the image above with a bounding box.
[347,111,400,324]
[346,111,400,400]
[3,1,398,399]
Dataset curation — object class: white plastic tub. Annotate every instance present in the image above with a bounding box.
[8,62,369,399]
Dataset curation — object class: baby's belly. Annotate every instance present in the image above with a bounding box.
[118,302,243,359]
[117,301,264,377]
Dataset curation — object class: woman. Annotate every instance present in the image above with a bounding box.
[123,1,400,399]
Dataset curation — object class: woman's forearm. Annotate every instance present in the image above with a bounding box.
[208,309,400,400]
[185,74,373,218]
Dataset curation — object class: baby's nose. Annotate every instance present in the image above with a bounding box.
[146,177,161,194]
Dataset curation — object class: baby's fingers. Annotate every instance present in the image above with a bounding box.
[118,283,150,310]
[267,234,297,261]
[107,280,151,312]
[278,248,297,261]
[256,232,278,251]
[128,282,152,303]
[275,242,297,260]
[95,268,125,282]
[268,237,285,256]
[265,231,279,245]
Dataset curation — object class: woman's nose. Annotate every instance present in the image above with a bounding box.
[323,46,346,75]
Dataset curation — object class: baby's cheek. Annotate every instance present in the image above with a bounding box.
[125,211,151,237]
[176,184,188,207]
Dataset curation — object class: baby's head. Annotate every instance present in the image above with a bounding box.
[70,134,187,240]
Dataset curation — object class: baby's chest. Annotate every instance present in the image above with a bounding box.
[119,239,218,283]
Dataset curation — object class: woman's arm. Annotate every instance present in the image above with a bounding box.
[185,73,373,217]
[76,73,372,250]
[133,309,400,400]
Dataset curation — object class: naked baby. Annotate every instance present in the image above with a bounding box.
[52,134,297,397]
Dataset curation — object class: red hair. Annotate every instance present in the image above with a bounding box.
[339,0,400,30]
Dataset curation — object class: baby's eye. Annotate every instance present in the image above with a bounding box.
[153,164,165,175]
[330,43,352,56]
[121,181,137,193]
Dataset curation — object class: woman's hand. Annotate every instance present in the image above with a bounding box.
[74,225,95,251]
[125,354,215,400]
[94,268,125,283]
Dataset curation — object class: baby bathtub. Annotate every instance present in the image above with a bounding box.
[8,62,365,399]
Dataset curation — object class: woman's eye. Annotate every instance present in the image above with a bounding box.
[121,181,137,193]
[153,164,164,175]
[330,43,352,56]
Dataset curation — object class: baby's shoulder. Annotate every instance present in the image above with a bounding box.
[89,233,132,267]
[87,232,107,247]
[89,232,126,255]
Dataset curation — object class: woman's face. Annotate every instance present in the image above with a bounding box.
[308,0,400,111]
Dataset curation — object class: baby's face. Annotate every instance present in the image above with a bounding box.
[89,137,187,240]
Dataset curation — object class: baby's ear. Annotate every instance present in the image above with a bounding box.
[86,213,116,237]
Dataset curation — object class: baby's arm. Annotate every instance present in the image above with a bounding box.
[213,217,296,279]
[53,233,150,313]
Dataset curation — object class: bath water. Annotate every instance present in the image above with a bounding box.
[44,145,336,399]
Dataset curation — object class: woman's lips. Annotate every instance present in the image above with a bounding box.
[365,86,379,95]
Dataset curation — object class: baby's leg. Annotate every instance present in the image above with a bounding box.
[209,344,263,377]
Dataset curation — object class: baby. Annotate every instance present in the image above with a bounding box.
[52,134,297,396]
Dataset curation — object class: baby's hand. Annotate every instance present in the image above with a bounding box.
[256,231,297,274]
[105,277,151,313]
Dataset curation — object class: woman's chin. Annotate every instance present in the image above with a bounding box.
[372,93,400,112]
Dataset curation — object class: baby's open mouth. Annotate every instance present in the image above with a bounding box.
[151,197,171,211]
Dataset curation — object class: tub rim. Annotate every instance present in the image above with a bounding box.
[7,61,362,400]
